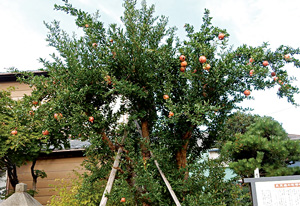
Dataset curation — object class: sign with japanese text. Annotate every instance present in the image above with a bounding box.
[244,175,300,206]
[256,180,300,206]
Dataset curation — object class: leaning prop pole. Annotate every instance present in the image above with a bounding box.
[99,131,127,206]
[134,120,182,206]
[151,151,182,206]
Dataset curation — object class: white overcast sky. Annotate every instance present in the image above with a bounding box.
[1,0,300,134]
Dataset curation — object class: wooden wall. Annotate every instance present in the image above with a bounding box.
[1,73,89,205]
[0,81,32,100]
[0,71,47,100]
[14,153,86,205]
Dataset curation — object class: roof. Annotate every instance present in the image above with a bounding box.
[288,134,300,140]
[38,139,90,159]
[0,71,48,82]
[48,139,90,154]
[69,139,91,149]
[0,183,42,206]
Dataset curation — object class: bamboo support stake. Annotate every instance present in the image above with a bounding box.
[99,131,127,206]
[99,147,123,206]
[151,151,182,206]
[134,120,182,206]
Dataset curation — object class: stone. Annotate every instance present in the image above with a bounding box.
[0,183,42,206]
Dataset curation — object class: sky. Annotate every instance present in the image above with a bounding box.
[0,0,300,134]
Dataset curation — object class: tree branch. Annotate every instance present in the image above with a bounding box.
[101,132,116,151]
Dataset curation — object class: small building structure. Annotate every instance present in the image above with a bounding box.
[0,183,42,206]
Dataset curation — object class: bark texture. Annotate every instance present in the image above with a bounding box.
[176,125,194,179]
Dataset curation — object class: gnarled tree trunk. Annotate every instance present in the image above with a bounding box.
[141,119,151,163]
[140,119,152,205]
[176,125,194,180]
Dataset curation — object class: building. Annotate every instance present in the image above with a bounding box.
[1,72,88,205]
[14,143,87,205]
[0,71,48,100]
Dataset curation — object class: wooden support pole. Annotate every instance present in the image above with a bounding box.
[151,151,182,206]
[134,120,182,206]
[99,147,123,206]
[99,130,127,206]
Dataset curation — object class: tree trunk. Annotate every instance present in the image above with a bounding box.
[4,157,19,191]
[31,159,38,195]
[137,120,152,205]
[176,126,194,180]
[140,119,151,162]
[176,141,189,169]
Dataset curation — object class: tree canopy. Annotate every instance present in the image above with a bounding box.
[221,112,300,178]
[6,0,300,204]
[0,89,49,191]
